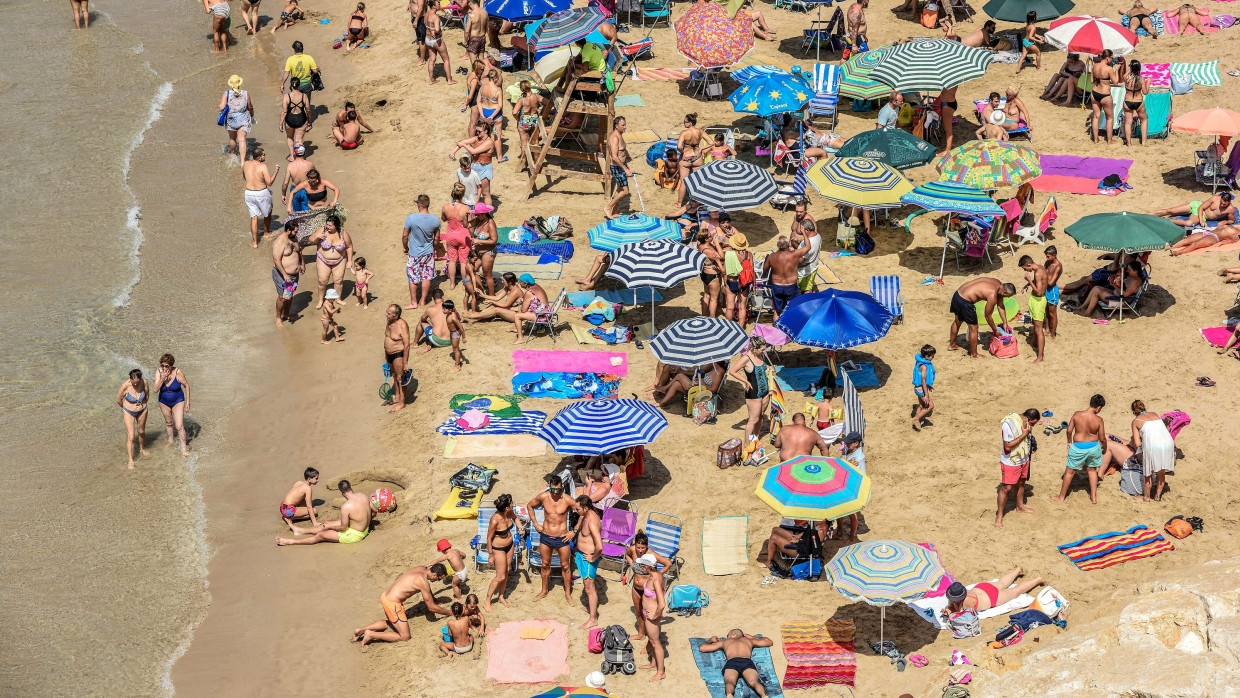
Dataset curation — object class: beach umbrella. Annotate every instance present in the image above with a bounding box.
[604,239,707,330]
[774,289,894,350]
[486,0,570,22]
[729,71,813,117]
[836,128,936,170]
[532,689,609,698]
[1065,212,1183,253]
[901,181,1003,217]
[1171,108,1240,137]
[1045,15,1138,56]
[806,157,913,209]
[674,1,755,69]
[936,140,1042,190]
[587,214,681,253]
[755,456,872,520]
[839,47,892,100]
[732,65,787,83]
[649,317,749,366]
[683,160,778,211]
[983,0,1075,22]
[825,540,946,647]
[537,399,668,454]
[868,39,993,92]
[528,6,609,51]
[524,19,609,47]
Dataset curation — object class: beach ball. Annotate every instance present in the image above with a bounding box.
[371,488,397,513]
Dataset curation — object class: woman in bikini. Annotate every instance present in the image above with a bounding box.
[1041,53,1087,106]
[424,8,455,85]
[1176,3,1207,34]
[696,229,724,317]
[514,80,545,169]
[345,3,368,51]
[449,123,496,207]
[942,569,1044,618]
[471,202,498,295]
[705,133,735,162]
[116,368,150,469]
[461,60,486,115]
[440,183,472,289]
[306,215,353,309]
[279,83,310,160]
[1090,49,1119,144]
[676,113,706,182]
[1122,59,1149,145]
[629,555,667,681]
[476,70,505,162]
[1016,11,1044,73]
[1170,224,1240,255]
[482,494,524,610]
[153,354,191,456]
[286,169,339,214]
[1120,1,1158,37]
[729,336,772,445]
[1002,86,1032,133]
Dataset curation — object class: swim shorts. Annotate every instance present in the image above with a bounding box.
[407,253,435,284]
[272,267,299,295]
[575,551,599,580]
[770,283,801,314]
[1000,460,1030,485]
[381,594,408,623]
[1046,284,1060,306]
[611,165,628,186]
[1190,200,1203,218]
[424,325,454,347]
[797,274,816,292]
[724,657,758,676]
[338,527,369,544]
[1066,441,1103,471]
[1027,294,1047,322]
[280,503,297,518]
[541,534,570,549]
[950,291,979,325]
[245,188,272,218]
[465,36,485,54]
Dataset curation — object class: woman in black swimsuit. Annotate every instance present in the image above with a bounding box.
[938,85,959,152]
[345,3,368,51]
[1123,59,1149,145]
[696,229,724,318]
[1120,1,1158,37]
[1041,53,1086,105]
[1090,49,1118,145]
[286,169,340,214]
[280,87,310,161]
[483,494,523,610]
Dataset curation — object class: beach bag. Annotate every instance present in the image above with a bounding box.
[836,216,858,249]
[920,4,940,28]
[988,334,1019,358]
[789,557,823,580]
[588,627,605,653]
[1119,462,1144,496]
[993,623,1024,647]
[946,607,981,639]
[1165,515,1194,539]
[668,584,709,611]
[855,228,875,255]
[1171,73,1193,95]
[217,106,229,127]
[717,438,742,468]
[691,393,718,425]
[897,102,915,127]
[1033,586,1068,619]
[738,252,756,287]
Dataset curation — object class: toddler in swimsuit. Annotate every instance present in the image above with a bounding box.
[320,288,343,343]
[351,257,373,308]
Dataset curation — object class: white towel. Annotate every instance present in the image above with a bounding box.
[910,580,1034,629]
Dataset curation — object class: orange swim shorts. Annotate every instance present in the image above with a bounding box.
[381,595,408,624]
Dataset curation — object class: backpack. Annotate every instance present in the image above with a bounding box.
[855,228,875,255]
[988,334,1019,358]
[946,607,981,639]
[667,584,709,611]
[1164,515,1195,539]
[738,252,756,287]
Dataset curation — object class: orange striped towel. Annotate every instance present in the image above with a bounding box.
[1058,525,1174,571]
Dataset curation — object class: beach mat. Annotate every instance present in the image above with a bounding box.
[567,289,663,306]
[1201,325,1234,347]
[513,349,628,376]
[1172,215,1234,230]
[1180,235,1240,254]
[450,393,526,418]
[1058,524,1174,571]
[817,263,842,285]
[493,255,563,280]
[910,581,1034,628]
[633,66,691,81]
[571,323,611,345]
[436,410,547,436]
[613,94,644,107]
[495,239,576,261]
[774,363,879,392]
[433,486,483,520]
[512,371,620,399]
[702,515,749,576]
[1031,155,1134,195]
[624,128,662,144]
[443,434,547,458]
[689,637,784,698]
[780,619,857,689]
[485,620,570,684]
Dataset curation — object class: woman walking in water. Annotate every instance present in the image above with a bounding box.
[202,0,231,53]
[220,75,254,161]
[279,81,311,161]
[154,354,191,456]
[116,369,150,469]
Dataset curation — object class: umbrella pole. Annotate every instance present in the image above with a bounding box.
[938,213,952,279]
[632,176,646,213]
[880,605,885,652]
[816,4,822,63]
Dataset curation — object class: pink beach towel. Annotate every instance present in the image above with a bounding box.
[917,542,960,598]
[1141,62,1172,88]
[512,349,628,376]
[485,620,570,684]
[1200,325,1235,346]
[1162,10,1219,33]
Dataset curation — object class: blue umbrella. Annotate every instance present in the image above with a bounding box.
[537,399,669,454]
[588,214,682,253]
[775,289,894,350]
[529,6,609,51]
[487,0,570,22]
[728,71,813,117]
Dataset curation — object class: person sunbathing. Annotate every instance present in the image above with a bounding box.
[1073,261,1145,315]
[802,118,845,150]
[1041,53,1087,105]
[1170,224,1240,255]
[975,113,1010,141]
[652,361,725,408]
[1153,192,1236,228]
[941,568,1044,615]
[1119,1,1159,37]
[1217,265,1240,283]
[1174,3,1207,34]
[961,19,1001,49]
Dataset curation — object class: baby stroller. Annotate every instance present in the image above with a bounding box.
[600,624,637,675]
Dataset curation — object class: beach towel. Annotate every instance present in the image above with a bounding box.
[443,434,548,458]
[433,486,483,520]
[1164,11,1219,34]
[1179,236,1240,254]
[567,289,664,306]
[911,581,1035,628]
[436,410,547,436]
[633,66,691,81]
[690,637,784,698]
[1121,10,1166,36]
[773,363,880,393]
[450,393,526,418]
[571,323,611,345]
[1031,155,1134,195]
[513,349,628,376]
[494,239,575,261]
[624,128,663,144]
[780,619,857,689]
[485,620,570,684]
[1058,524,1175,571]
[512,371,621,399]
[613,94,645,107]
[1142,62,1172,88]
[1171,60,1223,86]
[1200,325,1236,346]
[702,515,749,576]
[492,255,563,280]
[1171,214,1237,229]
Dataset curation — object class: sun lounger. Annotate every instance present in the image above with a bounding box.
[598,502,639,581]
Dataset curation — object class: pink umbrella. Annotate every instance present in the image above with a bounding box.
[1045,15,1138,56]
[674,1,754,69]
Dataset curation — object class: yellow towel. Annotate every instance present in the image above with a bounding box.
[444,435,547,459]
[1002,413,1031,464]
[519,625,554,640]
[571,324,609,345]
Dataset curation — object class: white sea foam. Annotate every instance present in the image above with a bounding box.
[113,79,173,308]
[158,450,211,698]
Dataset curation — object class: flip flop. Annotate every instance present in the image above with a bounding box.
[1197,376,1216,387]
[1093,319,1109,325]
[909,653,929,668]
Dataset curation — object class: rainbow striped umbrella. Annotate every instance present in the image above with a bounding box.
[825,540,946,646]
[839,47,893,100]
[755,456,871,520]
[901,181,1003,217]
[936,140,1042,190]
[806,157,912,209]
[674,1,755,69]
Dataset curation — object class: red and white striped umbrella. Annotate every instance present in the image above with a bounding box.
[1045,15,1139,56]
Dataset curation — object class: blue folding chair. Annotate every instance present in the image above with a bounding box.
[869,275,905,324]
[807,64,841,130]
[630,511,684,584]
[526,508,565,573]
[640,0,670,28]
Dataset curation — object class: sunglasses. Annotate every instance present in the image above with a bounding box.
[549,487,563,493]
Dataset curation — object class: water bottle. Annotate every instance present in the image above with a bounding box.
[382,363,392,379]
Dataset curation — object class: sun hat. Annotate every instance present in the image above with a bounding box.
[843,431,862,446]
[989,110,1005,126]
[437,539,452,552]
[946,581,967,602]
[584,671,607,689]
[228,74,244,90]
[293,143,306,156]
[729,233,749,250]
[472,202,495,214]
[324,288,340,300]
[635,553,657,571]
[518,273,536,285]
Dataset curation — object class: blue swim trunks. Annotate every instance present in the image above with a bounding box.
[1066,441,1103,471]
[1046,284,1060,306]
[574,551,599,580]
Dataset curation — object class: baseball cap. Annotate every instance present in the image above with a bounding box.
[436,539,451,552]
[293,143,306,156]
[518,273,536,285]
[843,431,862,445]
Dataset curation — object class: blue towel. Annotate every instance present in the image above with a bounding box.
[494,239,575,261]
[512,372,620,399]
[567,289,663,307]
[774,363,879,392]
[1172,215,1236,229]
[435,410,547,436]
[689,638,783,698]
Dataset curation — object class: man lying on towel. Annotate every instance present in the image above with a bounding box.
[1153,192,1235,228]
[699,629,774,698]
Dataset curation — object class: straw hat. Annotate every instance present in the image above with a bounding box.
[729,232,749,250]
[228,74,244,91]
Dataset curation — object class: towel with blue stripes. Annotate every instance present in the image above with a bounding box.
[435,410,547,436]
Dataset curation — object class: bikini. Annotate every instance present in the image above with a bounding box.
[159,375,185,408]
[1124,79,1144,111]
[349,14,364,36]
[317,236,347,267]
[478,89,502,122]
[491,519,515,552]
[305,186,328,204]
[123,388,147,417]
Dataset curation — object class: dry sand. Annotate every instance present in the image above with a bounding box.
[176,1,1240,696]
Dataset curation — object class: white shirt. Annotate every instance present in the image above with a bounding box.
[876,105,899,129]
[845,446,866,474]
[456,169,481,206]
[999,419,1029,467]
[796,231,822,279]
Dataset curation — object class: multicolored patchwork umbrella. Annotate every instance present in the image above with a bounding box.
[1045,15,1138,56]
[528,6,609,51]
[936,140,1042,190]
[728,72,813,117]
[674,1,755,69]
[835,128,936,170]
[587,214,681,252]
[901,181,1003,216]
[755,456,872,520]
[839,47,892,100]
[806,157,913,209]
[825,540,946,647]
[868,39,993,92]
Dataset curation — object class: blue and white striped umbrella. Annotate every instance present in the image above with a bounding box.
[486,0,569,22]
[604,239,705,289]
[649,317,749,366]
[587,214,682,253]
[528,6,609,51]
[537,399,669,454]
[683,160,778,212]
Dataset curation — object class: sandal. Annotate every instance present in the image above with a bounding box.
[1049,421,1068,434]
[909,653,929,668]
[1197,376,1216,387]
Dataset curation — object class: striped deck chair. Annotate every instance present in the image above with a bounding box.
[526,508,565,573]
[869,275,904,324]
[628,511,683,584]
[807,64,841,130]
[598,501,638,581]
[471,502,524,573]
[771,163,809,211]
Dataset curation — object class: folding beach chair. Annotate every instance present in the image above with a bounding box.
[869,275,904,324]
[640,0,671,28]
[974,99,1032,143]
[1013,196,1057,247]
[801,9,846,57]
[526,508,565,573]
[807,64,842,130]
[471,502,524,573]
[945,217,994,271]
[1196,146,1233,193]
[523,287,567,343]
[629,511,684,584]
[598,502,639,581]
[1102,264,1152,319]
[775,0,811,12]
[771,162,809,212]
[947,0,975,22]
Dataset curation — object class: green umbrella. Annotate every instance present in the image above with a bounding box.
[982,0,1075,23]
[839,47,891,100]
[836,128,937,170]
[868,39,993,92]
[1065,212,1183,253]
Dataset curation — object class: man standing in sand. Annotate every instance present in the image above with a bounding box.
[699,630,775,698]
[279,467,319,532]
[404,194,439,309]
[527,475,577,602]
[277,479,372,545]
[847,0,869,49]
[1058,394,1106,504]
[408,0,428,65]
[765,237,809,318]
[1044,246,1062,339]
[463,0,488,67]
[416,289,466,371]
[790,202,821,293]
[242,147,279,248]
[997,408,1039,527]
[384,305,411,412]
[948,277,1016,358]
[1019,255,1048,364]
[272,222,304,326]
[604,116,631,220]
[574,494,603,629]
[281,41,318,106]
[353,563,450,645]
[281,143,313,206]
[773,413,829,460]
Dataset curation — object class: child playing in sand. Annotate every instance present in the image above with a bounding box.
[352,256,373,308]
[429,539,469,599]
[463,593,487,635]
[321,288,343,343]
[439,602,478,657]
[271,0,303,33]
[279,467,320,533]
